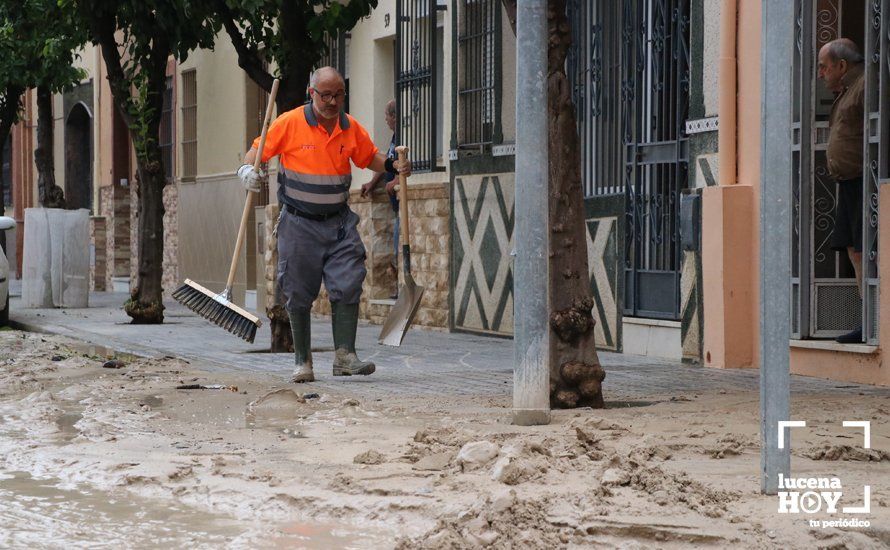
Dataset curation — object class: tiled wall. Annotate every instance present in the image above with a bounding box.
[98,183,130,291]
[162,184,179,295]
[89,217,106,291]
[451,173,515,335]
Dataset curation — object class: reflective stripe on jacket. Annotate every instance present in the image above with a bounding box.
[252,105,378,215]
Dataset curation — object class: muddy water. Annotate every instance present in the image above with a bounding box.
[0,337,381,548]
[0,471,376,549]
[63,342,140,363]
[0,471,257,548]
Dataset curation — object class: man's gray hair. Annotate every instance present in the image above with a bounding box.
[309,66,344,88]
[824,38,864,65]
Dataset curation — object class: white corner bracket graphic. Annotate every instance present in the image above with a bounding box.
[842,421,871,449]
[843,486,871,514]
[778,420,806,449]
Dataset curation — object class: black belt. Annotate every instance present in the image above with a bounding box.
[283,203,347,221]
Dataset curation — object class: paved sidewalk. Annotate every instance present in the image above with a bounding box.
[8,282,890,401]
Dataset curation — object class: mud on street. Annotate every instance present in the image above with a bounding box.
[0,329,888,548]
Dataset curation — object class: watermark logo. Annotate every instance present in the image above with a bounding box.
[776,420,871,528]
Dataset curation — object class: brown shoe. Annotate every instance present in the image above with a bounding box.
[332,349,375,376]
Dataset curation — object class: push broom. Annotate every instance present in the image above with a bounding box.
[172,78,280,343]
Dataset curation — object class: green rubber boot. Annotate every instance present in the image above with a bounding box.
[331,302,375,376]
[287,308,314,383]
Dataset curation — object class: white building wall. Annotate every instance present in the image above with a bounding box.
[178,35,247,177]
[348,0,453,186]
[349,0,397,186]
[702,0,721,117]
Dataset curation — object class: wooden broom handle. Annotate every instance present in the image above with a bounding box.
[396,146,410,267]
[226,78,279,293]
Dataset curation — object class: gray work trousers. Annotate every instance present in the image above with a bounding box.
[276,208,367,312]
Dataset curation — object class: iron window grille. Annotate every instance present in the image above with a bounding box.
[568,0,625,197]
[316,31,351,113]
[180,70,197,180]
[396,0,444,172]
[457,0,500,152]
[159,76,174,183]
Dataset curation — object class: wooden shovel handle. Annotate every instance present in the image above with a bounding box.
[396,146,410,273]
[226,78,280,293]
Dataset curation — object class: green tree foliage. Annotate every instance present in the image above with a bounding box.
[0,0,87,241]
[64,0,219,323]
[213,0,378,111]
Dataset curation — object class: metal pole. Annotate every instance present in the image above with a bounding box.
[759,0,794,494]
[513,0,550,426]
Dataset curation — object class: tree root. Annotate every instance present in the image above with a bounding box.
[553,359,605,408]
[124,295,164,324]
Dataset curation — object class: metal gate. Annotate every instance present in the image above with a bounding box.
[791,0,883,343]
[862,0,887,344]
[396,0,440,173]
[621,0,690,320]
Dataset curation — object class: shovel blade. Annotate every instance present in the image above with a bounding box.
[379,276,425,346]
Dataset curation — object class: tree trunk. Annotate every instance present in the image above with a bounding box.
[500,0,604,408]
[264,206,293,352]
[93,26,169,324]
[269,305,294,352]
[276,78,310,113]
[124,148,166,324]
[277,0,314,112]
[35,84,66,208]
[546,0,605,408]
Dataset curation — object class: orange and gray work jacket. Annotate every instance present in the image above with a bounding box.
[252,104,378,216]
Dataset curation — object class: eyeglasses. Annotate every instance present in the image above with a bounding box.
[311,88,347,103]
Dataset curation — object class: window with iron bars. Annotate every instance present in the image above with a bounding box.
[159,76,174,183]
[457,0,499,152]
[316,31,351,113]
[180,70,197,180]
[567,0,624,197]
[396,0,444,172]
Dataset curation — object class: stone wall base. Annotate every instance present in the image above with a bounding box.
[90,217,106,291]
[304,182,450,329]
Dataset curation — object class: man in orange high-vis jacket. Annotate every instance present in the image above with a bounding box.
[239,67,411,383]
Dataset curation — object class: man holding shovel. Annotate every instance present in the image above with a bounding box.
[239,67,411,383]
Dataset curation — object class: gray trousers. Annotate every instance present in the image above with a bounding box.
[277,208,366,312]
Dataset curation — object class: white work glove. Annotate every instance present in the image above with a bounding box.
[238,164,266,193]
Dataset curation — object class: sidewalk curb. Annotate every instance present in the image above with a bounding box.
[8,319,47,334]
[8,315,159,361]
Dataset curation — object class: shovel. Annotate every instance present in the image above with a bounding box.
[379,146,425,346]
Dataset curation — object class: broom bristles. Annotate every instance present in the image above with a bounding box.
[172,279,260,343]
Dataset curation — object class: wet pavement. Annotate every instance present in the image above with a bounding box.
[8,282,890,401]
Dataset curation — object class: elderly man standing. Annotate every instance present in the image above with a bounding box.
[239,67,411,382]
[818,38,865,344]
